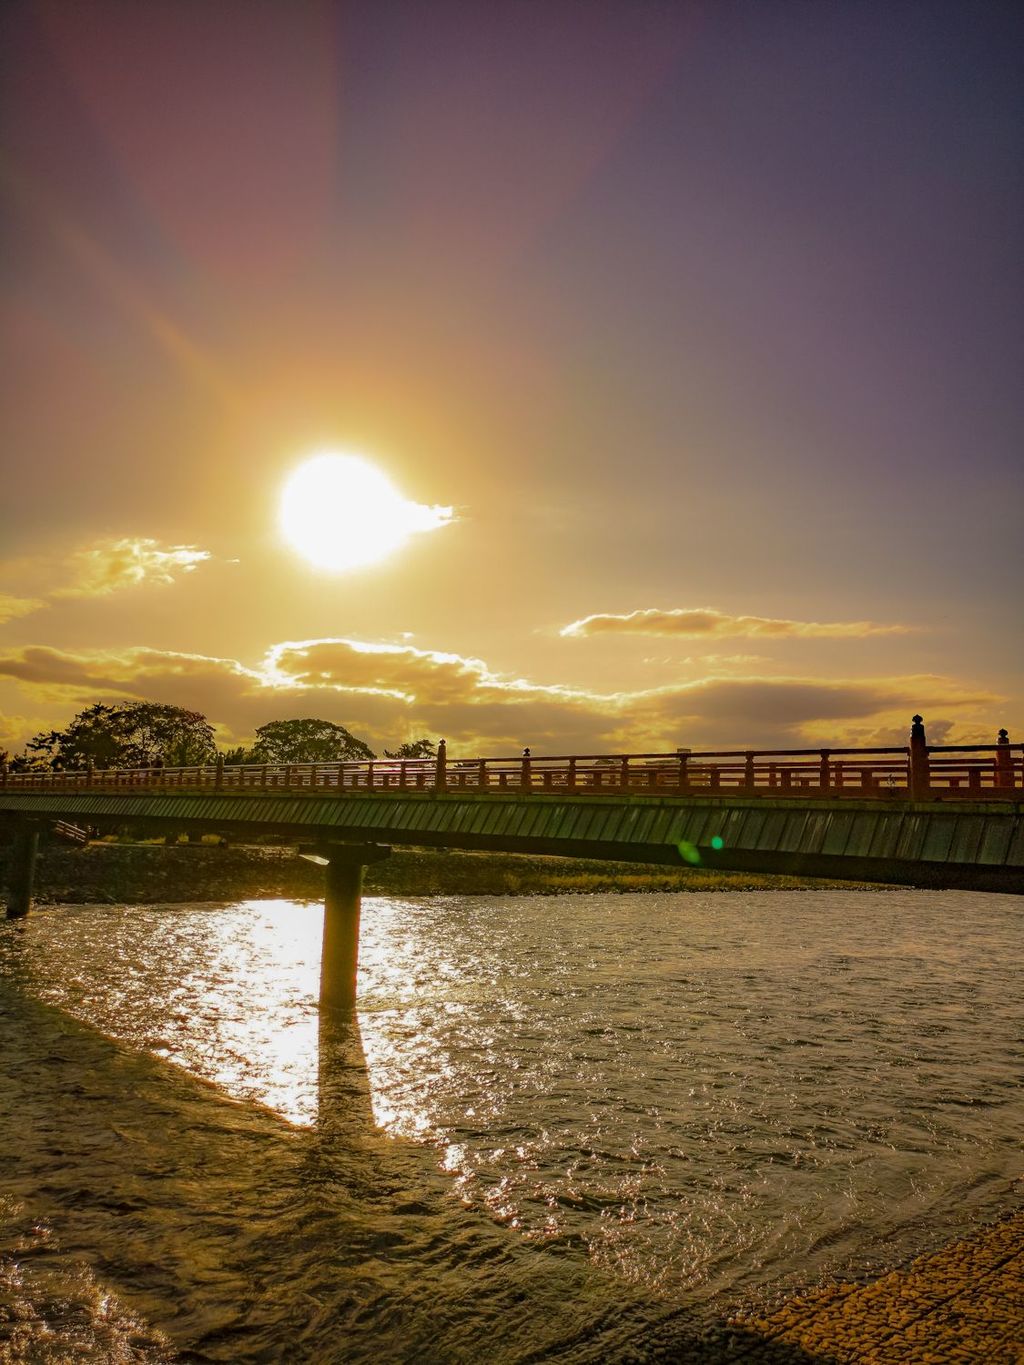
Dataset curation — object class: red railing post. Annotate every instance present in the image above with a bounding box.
[435,739,447,792]
[619,756,629,790]
[995,728,1013,790]
[909,714,930,800]
[521,747,532,791]
[819,750,831,792]
[567,757,577,791]
[215,755,224,790]
[676,752,689,793]
[478,758,487,790]
[399,761,407,789]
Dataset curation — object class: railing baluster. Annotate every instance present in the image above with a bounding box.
[995,729,1014,789]
[676,754,689,793]
[436,740,447,792]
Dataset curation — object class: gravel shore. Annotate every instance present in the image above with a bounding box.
[724,1207,1024,1362]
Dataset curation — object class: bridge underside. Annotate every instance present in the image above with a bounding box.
[1,789,1021,893]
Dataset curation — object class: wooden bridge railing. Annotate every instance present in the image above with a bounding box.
[1,737,1020,801]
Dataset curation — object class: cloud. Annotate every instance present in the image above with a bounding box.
[0,645,260,708]
[0,593,45,625]
[264,638,495,703]
[53,538,212,598]
[0,636,1008,756]
[560,607,909,639]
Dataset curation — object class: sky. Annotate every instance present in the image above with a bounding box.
[1,0,1021,759]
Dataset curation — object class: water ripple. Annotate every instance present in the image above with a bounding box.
[1,888,1021,1359]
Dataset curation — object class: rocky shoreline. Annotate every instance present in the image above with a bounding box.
[0,839,864,905]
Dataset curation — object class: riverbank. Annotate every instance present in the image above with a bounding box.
[0,839,867,904]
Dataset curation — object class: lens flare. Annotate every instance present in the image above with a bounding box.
[678,840,701,865]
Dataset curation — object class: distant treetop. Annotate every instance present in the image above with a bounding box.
[383,738,436,760]
[250,718,375,764]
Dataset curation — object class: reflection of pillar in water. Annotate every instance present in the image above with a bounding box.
[316,1009,377,1134]
[320,844,391,1010]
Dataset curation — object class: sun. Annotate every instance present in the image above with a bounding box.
[280,451,453,572]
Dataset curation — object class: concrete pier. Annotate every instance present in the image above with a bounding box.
[319,844,391,1011]
[6,824,39,919]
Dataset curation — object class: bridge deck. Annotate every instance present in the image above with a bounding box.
[2,786,1021,893]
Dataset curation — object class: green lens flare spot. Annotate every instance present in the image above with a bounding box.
[710,835,724,850]
[677,840,701,866]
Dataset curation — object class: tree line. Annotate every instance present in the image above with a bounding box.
[0,701,436,771]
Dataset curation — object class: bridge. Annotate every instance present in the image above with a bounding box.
[2,717,1021,1007]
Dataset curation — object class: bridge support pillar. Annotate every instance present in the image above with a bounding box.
[6,824,40,919]
[320,844,391,1011]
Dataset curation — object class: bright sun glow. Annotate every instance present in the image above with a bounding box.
[280,452,453,571]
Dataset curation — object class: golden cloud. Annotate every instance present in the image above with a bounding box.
[0,636,1009,756]
[0,645,259,702]
[53,538,212,598]
[561,607,909,639]
[264,638,496,703]
[0,593,45,625]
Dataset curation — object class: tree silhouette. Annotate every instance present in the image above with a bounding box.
[250,718,375,763]
[28,702,217,768]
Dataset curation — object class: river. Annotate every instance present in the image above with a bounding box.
[1,889,1021,1361]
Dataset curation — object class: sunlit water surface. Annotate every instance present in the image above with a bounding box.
[1,890,1021,1360]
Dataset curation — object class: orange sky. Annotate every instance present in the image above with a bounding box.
[1,0,1021,759]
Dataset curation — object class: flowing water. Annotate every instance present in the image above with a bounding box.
[1,889,1021,1361]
